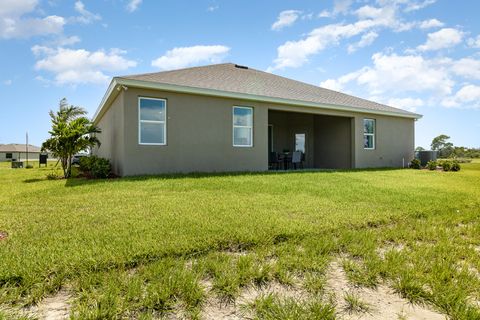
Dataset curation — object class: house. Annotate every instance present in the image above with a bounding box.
[0,144,42,162]
[92,63,421,176]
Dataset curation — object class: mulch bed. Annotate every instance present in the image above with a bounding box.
[0,231,8,241]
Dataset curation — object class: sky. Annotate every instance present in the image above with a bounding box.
[0,0,479,149]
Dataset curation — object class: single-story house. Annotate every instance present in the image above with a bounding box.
[92,63,421,176]
[0,144,42,162]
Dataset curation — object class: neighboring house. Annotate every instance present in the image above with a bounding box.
[92,63,421,176]
[0,144,42,162]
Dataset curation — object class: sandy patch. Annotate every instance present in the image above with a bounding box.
[0,230,7,241]
[376,243,405,259]
[200,278,307,319]
[25,289,72,320]
[457,260,480,279]
[325,260,446,320]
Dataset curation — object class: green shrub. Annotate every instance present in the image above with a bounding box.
[426,160,437,170]
[451,160,461,172]
[441,160,452,171]
[409,159,422,169]
[79,156,111,178]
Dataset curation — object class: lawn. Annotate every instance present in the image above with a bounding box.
[0,161,479,319]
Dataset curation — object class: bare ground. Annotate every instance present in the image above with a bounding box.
[9,257,450,319]
[325,260,446,320]
[23,289,71,320]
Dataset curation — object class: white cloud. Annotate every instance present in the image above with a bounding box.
[151,45,230,71]
[0,0,37,16]
[318,10,331,18]
[451,58,480,80]
[271,10,302,31]
[348,31,378,53]
[419,18,444,29]
[320,69,366,91]
[72,1,101,24]
[33,46,137,85]
[207,5,219,12]
[3,79,12,86]
[53,35,81,46]
[321,52,454,96]
[467,35,480,48]
[442,85,480,109]
[0,0,65,39]
[318,49,480,111]
[386,97,424,112]
[319,0,353,18]
[404,0,436,12]
[126,0,142,12]
[333,0,353,15]
[417,28,463,51]
[270,1,423,70]
[271,23,368,70]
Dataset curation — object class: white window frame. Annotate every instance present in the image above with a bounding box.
[138,97,167,146]
[363,118,375,150]
[232,106,253,147]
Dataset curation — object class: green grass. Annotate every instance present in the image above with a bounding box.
[343,291,371,314]
[0,161,479,319]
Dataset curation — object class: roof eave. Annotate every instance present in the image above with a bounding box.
[92,77,422,123]
[92,78,120,125]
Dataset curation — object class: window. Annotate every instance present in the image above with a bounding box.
[363,118,375,149]
[233,106,253,147]
[295,133,305,153]
[5,153,12,159]
[139,97,166,145]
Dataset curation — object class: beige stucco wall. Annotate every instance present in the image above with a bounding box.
[353,115,414,168]
[95,91,125,175]
[94,87,415,176]
[96,88,268,176]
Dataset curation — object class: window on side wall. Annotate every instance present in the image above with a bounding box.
[363,118,375,150]
[233,106,253,147]
[5,153,12,159]
[139,97,166,145]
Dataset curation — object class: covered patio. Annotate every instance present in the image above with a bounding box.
[268,110,354,170]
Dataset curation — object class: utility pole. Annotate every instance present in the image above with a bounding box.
[26,131,29,167]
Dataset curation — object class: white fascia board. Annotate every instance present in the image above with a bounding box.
[92,77,423,123]
[92,78,119,124]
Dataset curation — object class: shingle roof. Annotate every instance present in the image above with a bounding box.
[119,63,419,118]
[0,144,41,153]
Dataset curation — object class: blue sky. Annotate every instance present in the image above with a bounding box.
[1,0,479,148]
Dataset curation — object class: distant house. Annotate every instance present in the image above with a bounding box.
[0,144,42,162]
[92,63,421,176]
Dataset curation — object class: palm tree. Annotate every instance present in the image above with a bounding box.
[42,98,101,178]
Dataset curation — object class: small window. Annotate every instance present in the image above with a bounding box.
[5,153,12,159]
[139,97,166,145]
[233,106,253,147]
[363,119,375,149]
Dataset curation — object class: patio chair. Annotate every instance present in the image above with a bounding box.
[269,152,281,170]
[292,151,303,170]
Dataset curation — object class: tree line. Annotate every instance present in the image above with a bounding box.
[416,134,480,158]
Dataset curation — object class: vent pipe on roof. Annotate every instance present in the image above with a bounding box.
[234,64,249,69]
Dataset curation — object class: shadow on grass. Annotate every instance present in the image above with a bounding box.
[23,178,46,183]
[63,167,403,187]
